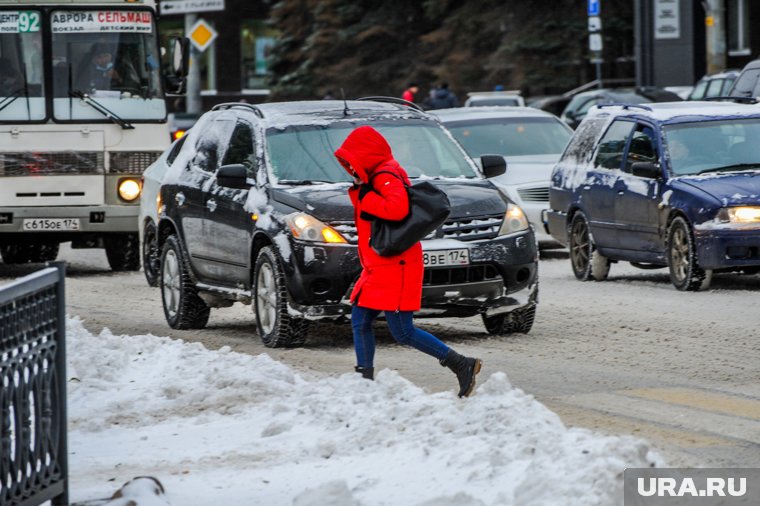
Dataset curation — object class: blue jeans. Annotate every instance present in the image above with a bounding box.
[351,305,450,368]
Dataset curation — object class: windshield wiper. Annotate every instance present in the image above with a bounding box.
[0,88,23,114]
[697,163,760,175]
[278,179,334,185]
[69,90,135,129]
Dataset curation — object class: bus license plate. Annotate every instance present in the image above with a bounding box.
[23,218,80,231]
[423,249,469,267]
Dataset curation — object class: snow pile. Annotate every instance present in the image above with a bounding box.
[66,318,661,505]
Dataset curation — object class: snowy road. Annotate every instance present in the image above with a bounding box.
[2,244,760,468]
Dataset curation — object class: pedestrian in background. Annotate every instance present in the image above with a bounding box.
[334,125,482,398]
[401,82,419,104]
[426,82,459,109]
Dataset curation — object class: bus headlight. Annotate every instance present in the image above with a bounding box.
[118,178,142,202]
[498,203,530,235]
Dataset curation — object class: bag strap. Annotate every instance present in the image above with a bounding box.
[369,170,409,189]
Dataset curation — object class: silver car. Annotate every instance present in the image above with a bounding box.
[432,106,573,248]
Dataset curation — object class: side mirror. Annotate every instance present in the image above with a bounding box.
[481,155,507,178]
[164,37,190,95]
[631,161,661,179]
[216,164,251,189]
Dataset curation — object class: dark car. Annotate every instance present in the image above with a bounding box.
[547,101,760,291]
[560,87,682,129]
[157,100,539,347]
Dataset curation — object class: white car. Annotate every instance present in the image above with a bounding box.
[139,135,187,286]
[464,91,526,107]
[432,107,573,248]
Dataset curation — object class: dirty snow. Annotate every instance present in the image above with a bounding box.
[66,318,662,506]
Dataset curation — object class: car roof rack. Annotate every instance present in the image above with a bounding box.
[211,102,265,118]
[356,96,424,112]
[596,103,653,112]
[703,96,758,104]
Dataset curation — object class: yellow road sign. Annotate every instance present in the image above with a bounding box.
[188,18,217,52]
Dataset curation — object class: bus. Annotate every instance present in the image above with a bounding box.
[0,0,186,270]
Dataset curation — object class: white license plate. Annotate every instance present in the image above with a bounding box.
[23,218,80,231]
[423,249,469,267]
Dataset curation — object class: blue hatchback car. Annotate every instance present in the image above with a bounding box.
[546,101,760,291]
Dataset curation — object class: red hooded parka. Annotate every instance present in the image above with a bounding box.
[334,126,424,311]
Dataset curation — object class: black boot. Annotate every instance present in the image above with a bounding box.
[354,366,374,381]
[440,350,482,398]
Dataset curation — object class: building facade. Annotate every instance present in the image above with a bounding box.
[636,0,758,87]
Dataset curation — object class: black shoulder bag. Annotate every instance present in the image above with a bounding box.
[367,171,451,257]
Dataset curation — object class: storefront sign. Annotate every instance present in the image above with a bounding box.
[51,11,153,33]
[654,0,680,39]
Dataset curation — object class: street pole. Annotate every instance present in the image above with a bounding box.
[184,13,202,114]
[705,0,726,75]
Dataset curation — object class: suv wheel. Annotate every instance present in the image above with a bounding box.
[142,222,160,287]
[160,235,210,329]
[253,246,309,348]
[482,303,536,335]
[667,217,712,291]
[104,233,140,271]
[568,212,610,281]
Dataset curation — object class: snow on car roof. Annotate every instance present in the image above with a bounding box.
[253,100,432,129]
[586,100,760,124]
[430,106,555,121]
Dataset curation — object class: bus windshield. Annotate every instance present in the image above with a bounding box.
[0,10,45,121]
[51,9,164,122]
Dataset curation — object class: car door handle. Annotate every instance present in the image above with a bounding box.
[175,192,185,207]
[206,199,217,212]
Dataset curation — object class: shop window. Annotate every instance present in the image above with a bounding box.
[728,0,750,56]
[240,20,278,91]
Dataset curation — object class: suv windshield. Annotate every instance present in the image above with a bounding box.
[445,117,571,157]
[266,120,478,183]
[664,118,760,176]
[0,10,45,121]
[51,9,164,121]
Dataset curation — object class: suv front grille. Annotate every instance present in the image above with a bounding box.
[327,213,503,245]
[0,152,104,176]
[423,265,500,286]
[432,215,502,241]
[109,151,162,174]
[517,186,549,202]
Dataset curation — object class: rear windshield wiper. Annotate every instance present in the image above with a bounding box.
[697,163,760,175]
[69,90,135,130]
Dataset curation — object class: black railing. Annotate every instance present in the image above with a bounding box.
[0,263,68,506]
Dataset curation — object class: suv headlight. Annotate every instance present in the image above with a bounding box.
[285,212,347,243]
[498,203,530,235]
[717,206,760,224]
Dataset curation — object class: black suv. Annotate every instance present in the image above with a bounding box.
[157,100,538,347]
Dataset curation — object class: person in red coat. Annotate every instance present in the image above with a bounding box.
[334,125,482,397]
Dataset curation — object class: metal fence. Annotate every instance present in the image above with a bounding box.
[0,263,68,506]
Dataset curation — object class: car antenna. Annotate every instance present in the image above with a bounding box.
[341,88,351,117]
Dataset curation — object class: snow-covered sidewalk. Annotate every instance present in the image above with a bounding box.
[67,317,662,505]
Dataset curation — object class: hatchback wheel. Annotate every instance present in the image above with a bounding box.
[253,246,309,348]
[667,216,712,291]
[568,212,610,281]
[160,235,210,329]
[142,221,161,287]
